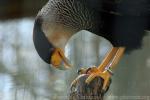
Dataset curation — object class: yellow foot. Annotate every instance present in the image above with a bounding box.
[85,47,125,91]
[51,48,72,69]
[85,67,112,91]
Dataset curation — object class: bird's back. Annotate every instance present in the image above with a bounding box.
[37,0,150,52]
[38,0,101,32]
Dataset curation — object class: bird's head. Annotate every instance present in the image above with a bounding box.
[33,0,100,70]
[33,17,71,70]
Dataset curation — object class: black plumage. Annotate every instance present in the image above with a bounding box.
[33,18,54,64]
[33,0,150,64]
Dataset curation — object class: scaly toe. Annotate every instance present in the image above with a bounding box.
[85,73,98,84]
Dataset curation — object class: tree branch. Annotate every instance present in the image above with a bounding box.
[69,74,105,100]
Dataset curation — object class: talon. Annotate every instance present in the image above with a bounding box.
[104,78,112,93]
[86,71,111,91]
[85,47,125,91]
[77,68,87,75]
[77,66,98,75]
[84,66,112,91]
[85,67,98,84]
[51,48,72,69]
[85,73,98,84]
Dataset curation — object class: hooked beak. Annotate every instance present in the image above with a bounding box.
[50,48,72,70]
[33,17,72,70]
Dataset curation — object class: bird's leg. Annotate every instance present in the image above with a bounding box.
[101,47,125,90]
[85,47,125,91]
[75,48,118,75]
[97,47,119,72]
[51,48,72,69]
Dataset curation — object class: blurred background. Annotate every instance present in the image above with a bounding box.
[0,0,150,100]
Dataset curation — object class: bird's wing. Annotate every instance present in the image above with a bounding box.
[86,0,150,16]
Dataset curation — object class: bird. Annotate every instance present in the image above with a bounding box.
[33,0,150,90]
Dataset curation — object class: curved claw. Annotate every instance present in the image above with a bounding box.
[85,67,111,91]
[51,48,72,69]
[77,68,90,75]
[85,73,98,84]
